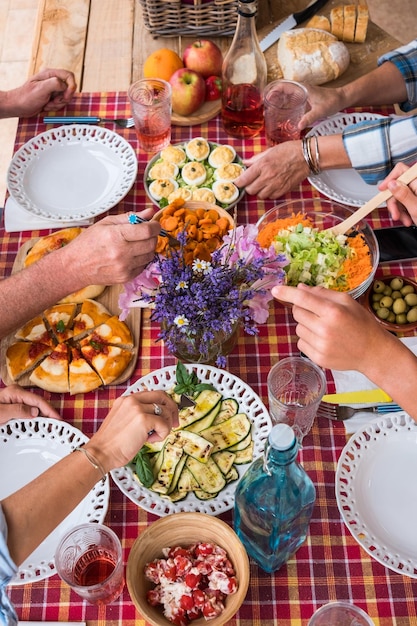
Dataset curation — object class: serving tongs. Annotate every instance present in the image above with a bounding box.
[326,161,417,236]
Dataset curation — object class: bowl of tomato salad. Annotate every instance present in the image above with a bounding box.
[256,199,379,299]
[126,512,249,626]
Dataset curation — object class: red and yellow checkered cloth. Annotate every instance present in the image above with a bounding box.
[3,94,417,625]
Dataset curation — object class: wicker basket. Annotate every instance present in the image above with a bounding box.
[138,0,238,37]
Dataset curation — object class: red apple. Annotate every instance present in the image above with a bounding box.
[169,68,206,116]
[183,40,223,79]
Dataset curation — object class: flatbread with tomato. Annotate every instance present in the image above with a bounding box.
[6,341,52,381]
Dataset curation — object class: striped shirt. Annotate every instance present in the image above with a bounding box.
[342,39,417,183]
[0,506,18,626]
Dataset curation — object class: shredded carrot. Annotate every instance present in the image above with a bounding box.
[339,233,372,291]
[257,212,314,249]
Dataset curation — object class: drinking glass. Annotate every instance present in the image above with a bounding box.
[128,78,172,153]
[55,523,124,605]
[267,356,326,441]
[263,79,308,146]
[308,601,375,625]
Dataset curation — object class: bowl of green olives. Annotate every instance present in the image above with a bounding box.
[364,275,417,332]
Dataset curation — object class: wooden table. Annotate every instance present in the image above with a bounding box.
[0,0,401,206]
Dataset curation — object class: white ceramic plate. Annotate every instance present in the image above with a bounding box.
[336,412,417,578]
[144,141,245,211]
[306,112,386,207]
[7,125,138,221]
[0,418,110,585]
[111,364,271,517]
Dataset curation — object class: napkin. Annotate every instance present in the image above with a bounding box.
[4,196,93,232]
[331,336,417,435]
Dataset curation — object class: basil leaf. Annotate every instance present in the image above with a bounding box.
[176,361,188,386]
[56,320,66,333]
[135,448,154,488]
[194,383,216,392]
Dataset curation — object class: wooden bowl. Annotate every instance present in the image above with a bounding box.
[363,274,417,334]
[152,200,234,228]
[126,512,250,626]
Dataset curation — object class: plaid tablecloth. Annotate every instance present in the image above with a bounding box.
[3,93,417,626]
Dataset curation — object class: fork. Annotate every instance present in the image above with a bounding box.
[317,401,403,421]
[43,116,135,128]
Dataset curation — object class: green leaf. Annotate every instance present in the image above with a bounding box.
[194,383,216,392]
[176,361,188,386]
[134,448,154,488]
[56,320,66,333]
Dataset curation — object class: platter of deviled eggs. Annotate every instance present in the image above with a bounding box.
[144,137,245,211]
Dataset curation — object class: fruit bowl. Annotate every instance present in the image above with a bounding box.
[126,512,250,626]
[256,198,379,299]
[363,274,417,333]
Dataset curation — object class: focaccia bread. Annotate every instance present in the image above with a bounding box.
[277,28,350,85]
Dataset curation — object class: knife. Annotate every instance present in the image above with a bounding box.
[259,0,329,53]
[322,389,393,404]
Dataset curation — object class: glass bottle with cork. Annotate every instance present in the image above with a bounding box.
[221,0,267,138]
[234,423,316,573]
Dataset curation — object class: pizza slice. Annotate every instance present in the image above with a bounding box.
[68,347,103,395]
[72,299,112,339]
[29,342,70,393]
[79,316,134,348]
[81,340,133,385]
[6,341,52,381]
[43,303,77,343]
[15,315,55,347]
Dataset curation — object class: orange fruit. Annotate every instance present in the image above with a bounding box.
[143,48,184,81]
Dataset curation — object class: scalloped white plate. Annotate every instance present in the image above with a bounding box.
[306,112,386,207]
[7,125,137,221]
[336,412,417,578]
[0,418,110,585]
[111,365,271,517]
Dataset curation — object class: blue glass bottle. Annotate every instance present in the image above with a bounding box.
[234,423,316,573]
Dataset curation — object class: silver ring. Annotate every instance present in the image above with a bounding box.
[153,403,162,416]
[147,429,155,437]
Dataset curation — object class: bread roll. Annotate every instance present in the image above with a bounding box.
[277,28,350,86]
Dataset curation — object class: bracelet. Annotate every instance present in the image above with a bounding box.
[74,445,107,484]
[301,136,321,176]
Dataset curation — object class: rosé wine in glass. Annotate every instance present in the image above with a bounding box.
[128,78,172,153]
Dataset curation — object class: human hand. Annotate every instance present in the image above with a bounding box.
[235,141,310,200]
[86,390,179,472]
[0,384,61,424]
[272,283,390,372]
[298,84,345,130]
[1,69,77,118]
[57,209,161,288]
[378,163,417,226]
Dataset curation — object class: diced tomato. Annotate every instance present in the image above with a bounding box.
[179,594,194,611]
[169,606,189,626]
[202,597,224,619]
[174,555,193,577]
[187,606,201,620]
[168,546,191,559]
[146,588,161,606]
[184,571,201,589]
[144,561,161,584]
[194,542,214,557]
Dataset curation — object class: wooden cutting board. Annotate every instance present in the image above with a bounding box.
[0,238,141,389]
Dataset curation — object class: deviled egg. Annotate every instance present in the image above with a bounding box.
[214,162,244,182]
[148,161,179,180]
[148,178,179,202]
[160,145,186,166]
[185,137,210,162]
[208,145,236,168]
[167,187,193,203]
[181,161,207,187]
[212,180,240,205]
[191,188,217,204]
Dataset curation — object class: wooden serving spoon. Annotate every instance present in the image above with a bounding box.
[325,161,417,236]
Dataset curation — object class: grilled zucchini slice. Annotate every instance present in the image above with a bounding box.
[176,390,222,429]
[186,456,226,494]
[200,413,251,452]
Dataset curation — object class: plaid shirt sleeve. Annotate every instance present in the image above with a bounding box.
[342,39,417,184]
[378,39,417,112]
[0,506,18,626]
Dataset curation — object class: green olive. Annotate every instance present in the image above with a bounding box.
[379,296,393,309]
[391,290,402,299]
[383,286,393,296]
[372,301,380,311]
[407,307,417,323]
[405,293,417,307]
[376,307,390,320]
[373,280,386,293]
[372,293,383,302]
[396,313,408,325]
[390,277,404,290]
[401,285,414,296]
[392,298,407,314]
[387,312,396,323]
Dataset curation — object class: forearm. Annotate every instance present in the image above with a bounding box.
[316,134,352,170]
[0,252,84,338]
[2,450,101,565]
[337,61,408,109]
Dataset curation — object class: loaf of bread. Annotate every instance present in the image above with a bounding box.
[307,4,369,43]
[277,28,350,85]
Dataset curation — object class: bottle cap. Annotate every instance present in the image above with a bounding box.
[269,424,296,450]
